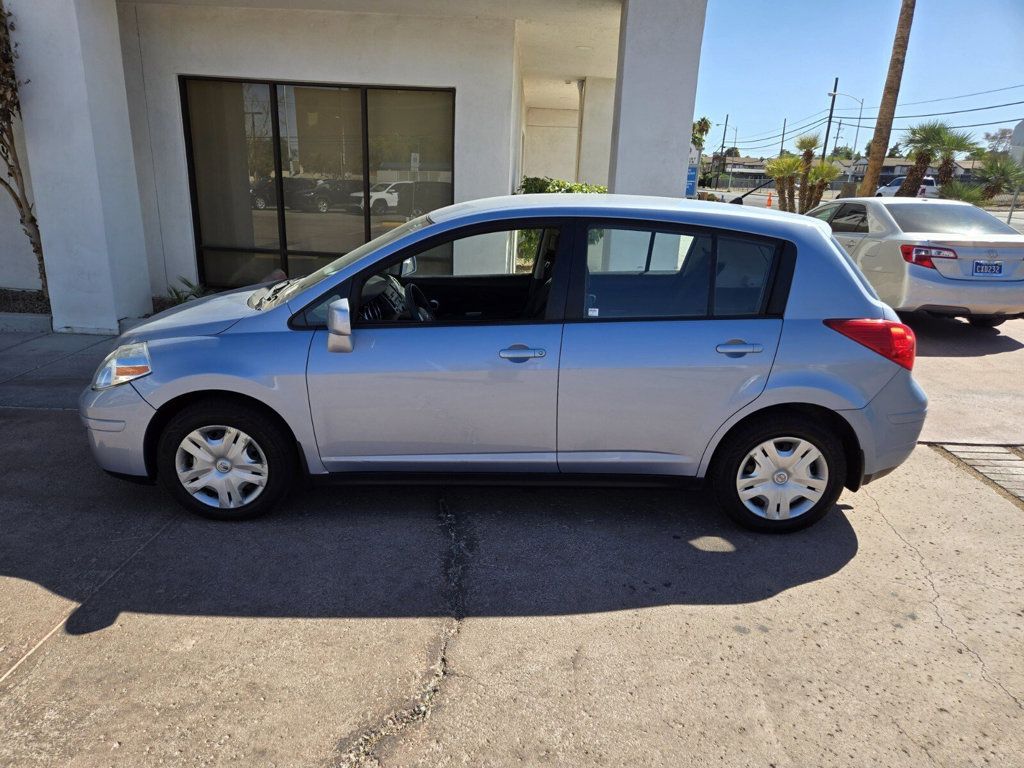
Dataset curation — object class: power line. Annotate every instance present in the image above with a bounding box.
[831,82,1024,115]
[732,116,829,147]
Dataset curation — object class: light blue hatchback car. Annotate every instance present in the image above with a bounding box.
[81,195,927,532]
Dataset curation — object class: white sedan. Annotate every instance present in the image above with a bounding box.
[808,197,1024,327]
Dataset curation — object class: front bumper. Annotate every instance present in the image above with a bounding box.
[79,383,156,477]
[897,267,1024,316]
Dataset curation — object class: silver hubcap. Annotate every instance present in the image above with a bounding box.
[175,425,268,509]
[736,436,828,520]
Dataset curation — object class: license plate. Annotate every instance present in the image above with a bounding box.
[973,260,1003,275]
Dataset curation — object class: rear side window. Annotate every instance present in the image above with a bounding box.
[715,236,776,316]
[830,204,869,234]
[579,225,780,320]
[584,227,712,318]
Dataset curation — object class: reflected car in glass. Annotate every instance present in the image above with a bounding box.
[81,195,927,533]
[808,197,1024,327]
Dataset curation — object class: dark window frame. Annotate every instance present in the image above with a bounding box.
[179,75,456,287]
[564,218,790,323]
[831,203,870,234]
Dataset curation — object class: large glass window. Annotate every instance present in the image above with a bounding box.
[183,78,454,287]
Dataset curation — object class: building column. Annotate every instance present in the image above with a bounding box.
[608,0,708,197]
[10,0,151,333]
[576,77,615,187]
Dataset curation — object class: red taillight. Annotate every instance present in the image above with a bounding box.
[825,319,916,370]
[900,244,957,269]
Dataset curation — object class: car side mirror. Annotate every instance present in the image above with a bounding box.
[327,298,353,353]
[400,256,418,277]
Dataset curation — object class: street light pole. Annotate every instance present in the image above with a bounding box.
[779,118,787,156]
[821,77,839,164]
[714,114,728,190]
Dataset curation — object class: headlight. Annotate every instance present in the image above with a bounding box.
[92,342,152,390]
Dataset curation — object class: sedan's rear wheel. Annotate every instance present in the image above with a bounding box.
[157,400,295,520]
[967,316,1005,328]
[712,415,846,532]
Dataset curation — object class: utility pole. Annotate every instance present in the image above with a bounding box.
[832,121,843,156]
[821,77,839,163]
[779,118,787,156]
[714,114,728,190]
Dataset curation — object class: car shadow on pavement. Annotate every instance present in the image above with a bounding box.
[0,410,859,635]
[903,313,1024,357]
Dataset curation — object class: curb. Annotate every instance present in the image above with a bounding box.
[0,312,52,333]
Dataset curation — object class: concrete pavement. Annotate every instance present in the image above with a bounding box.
[1,323,1023,766]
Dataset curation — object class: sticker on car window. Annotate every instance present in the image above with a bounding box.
[588,307,600,317]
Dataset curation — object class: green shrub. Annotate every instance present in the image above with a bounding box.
[517,176,608,195]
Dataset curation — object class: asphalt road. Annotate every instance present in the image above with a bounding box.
[1,324,1023,766]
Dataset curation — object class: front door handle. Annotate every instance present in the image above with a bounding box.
[499,344,547,362]
[715,340,763,357]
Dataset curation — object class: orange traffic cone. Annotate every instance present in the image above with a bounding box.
[766,192,773,208]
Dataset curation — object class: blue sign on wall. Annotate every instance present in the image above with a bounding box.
[685,164,698,198]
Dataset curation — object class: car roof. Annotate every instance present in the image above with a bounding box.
[840,197,968,206]
[429,193,832,238]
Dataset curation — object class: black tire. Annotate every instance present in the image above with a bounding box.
[967,316,1005,328]
[371,199,387,215]
[156,399,296,521]
[253,196,268,210]
[316,196,330,213]
[710,414,846,533]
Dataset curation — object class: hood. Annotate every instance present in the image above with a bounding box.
[121,286,260,344]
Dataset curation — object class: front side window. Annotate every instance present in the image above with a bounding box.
[353,225,563,325]
[580,225,780,320]
[183,77,454,288]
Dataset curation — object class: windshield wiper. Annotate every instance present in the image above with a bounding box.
[256,279,292,309]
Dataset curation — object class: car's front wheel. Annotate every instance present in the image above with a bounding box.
[711,414,846,533]
[157,400,296,520]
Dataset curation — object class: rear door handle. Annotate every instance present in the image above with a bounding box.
[499,345,547,362]
[715,341,763,356]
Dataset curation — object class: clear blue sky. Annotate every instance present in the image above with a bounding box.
[694,0,1024,157]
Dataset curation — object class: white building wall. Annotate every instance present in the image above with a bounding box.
[522,108,579,181]
[0,118,39,291]
[576,77,615,187]
[117,2,519,294]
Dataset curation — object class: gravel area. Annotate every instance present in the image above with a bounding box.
[0,288,50,315]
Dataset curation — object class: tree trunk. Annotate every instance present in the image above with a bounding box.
[797,151,813,213]
[858,0,916,196]
[896,152,930,196]
[937,155,955,186]
[786,176,796,214]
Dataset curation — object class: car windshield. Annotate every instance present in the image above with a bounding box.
[265,216,430,308]
[886,203,1017,235]
[370,183,390,192]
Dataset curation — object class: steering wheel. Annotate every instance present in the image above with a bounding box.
[404,282,435,322]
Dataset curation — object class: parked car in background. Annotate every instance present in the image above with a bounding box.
[81,194,926,533]
[917,177,939,198]
[393,181,453,217]
[291,179,364,213]
[350,181,413,214]
[249,177,318,210]
[874,176,938,197]
[875,177,906,197]
[808,197,1024,327]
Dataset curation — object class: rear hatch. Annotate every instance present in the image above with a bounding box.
[901,234,1024,281]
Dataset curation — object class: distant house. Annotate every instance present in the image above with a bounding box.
[849,156,938,185]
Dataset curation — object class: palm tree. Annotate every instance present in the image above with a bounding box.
[795,133,821,213]
[806,162,842,210]
[976,154,1024,199]
[895,121,947,196]
[765,155,802,213]
[935,129,978,186]
[858,0,917,196]
[938,179,987,206]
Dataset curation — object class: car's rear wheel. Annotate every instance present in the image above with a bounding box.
[316,197,330,213]
[157,400,296,521]
[711,415,846,533]
[253,196,268,210]
[967,316,1005,328]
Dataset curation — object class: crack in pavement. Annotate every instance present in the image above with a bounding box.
[862,486,1024,713]
[330,492,472,768]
